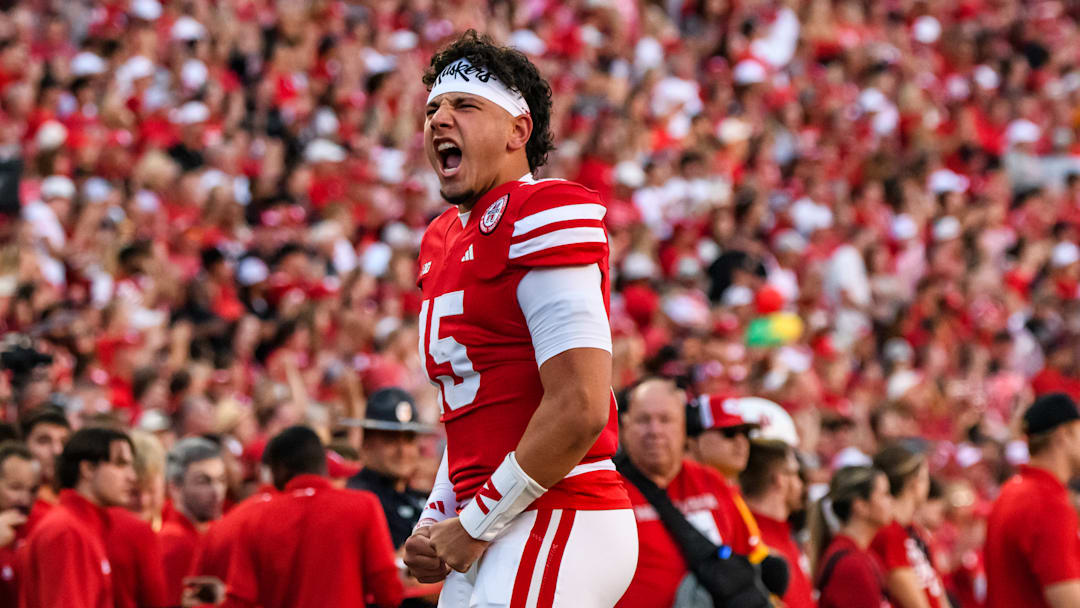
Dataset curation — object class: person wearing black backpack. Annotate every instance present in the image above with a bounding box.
[810,465,894,608]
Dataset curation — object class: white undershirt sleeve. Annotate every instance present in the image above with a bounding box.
[416,449,458,528]
[516,264,612,368]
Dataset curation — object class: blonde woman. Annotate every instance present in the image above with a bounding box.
[128,429,167,531]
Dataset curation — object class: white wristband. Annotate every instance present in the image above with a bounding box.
[458,452,546,542]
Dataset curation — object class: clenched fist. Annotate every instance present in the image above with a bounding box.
[403,524,452,583]
[427,517,489,573]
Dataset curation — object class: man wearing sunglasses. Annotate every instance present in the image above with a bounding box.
[687,395,768,563]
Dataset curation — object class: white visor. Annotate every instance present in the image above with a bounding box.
[426,58,530,118]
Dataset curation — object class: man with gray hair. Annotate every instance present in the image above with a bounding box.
[158,437,226,605]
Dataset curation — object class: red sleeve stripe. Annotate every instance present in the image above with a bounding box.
[508,226,607,259]
[512,203,607,237]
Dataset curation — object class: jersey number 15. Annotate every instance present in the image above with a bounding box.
[418,290,480,412]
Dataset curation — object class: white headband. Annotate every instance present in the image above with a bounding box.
[426,58,530,118]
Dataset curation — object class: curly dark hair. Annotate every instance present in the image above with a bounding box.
[423,30,555,172]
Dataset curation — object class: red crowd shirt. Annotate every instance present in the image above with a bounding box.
[158,507,202,604]
[190,486,275,582]
[752,511,817,608]
[0,546,15,608]
[816,534,892,608]
[19,490,114,608]
[946,550,987,608]
[417,177,629,511]
[714,477,765,558]
[25,492,56,533]
[985,465,1080,608]
[616,459,735,608]
[225,475,404,608]
[0,525,26,608]
[870,521,946,608]
[106,507,170,608]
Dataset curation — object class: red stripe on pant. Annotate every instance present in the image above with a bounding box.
[510,510,552,608]
[536,510,576,608]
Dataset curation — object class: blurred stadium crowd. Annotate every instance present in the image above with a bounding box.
[4,0,1080,606]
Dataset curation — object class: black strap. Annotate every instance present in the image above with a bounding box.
[615,453,768,607]
[615,452,719,563]
[814,549,850,593]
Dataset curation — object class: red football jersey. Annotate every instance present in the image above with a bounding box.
[417,177,628,511]
[616,459,735,608]
[870,521,946,608]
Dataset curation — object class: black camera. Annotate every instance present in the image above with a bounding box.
[0,341,53,382]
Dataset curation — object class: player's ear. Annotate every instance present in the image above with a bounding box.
[507,113,533,154]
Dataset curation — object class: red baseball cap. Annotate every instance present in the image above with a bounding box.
[693,394,761,432]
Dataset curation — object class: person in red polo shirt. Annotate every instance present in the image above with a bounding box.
[0,442,36,607]
[985,393,1080,608]
[159,437,227,605]
[19,427,136,608]
[224,425,404,608]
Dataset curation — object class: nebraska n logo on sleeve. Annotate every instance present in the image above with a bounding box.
[480,194,509,234]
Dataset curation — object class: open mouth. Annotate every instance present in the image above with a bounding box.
[436,141,463,177]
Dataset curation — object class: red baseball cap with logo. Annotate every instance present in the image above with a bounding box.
[690,394,761,435]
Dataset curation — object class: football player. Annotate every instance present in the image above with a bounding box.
[402,30,638,608]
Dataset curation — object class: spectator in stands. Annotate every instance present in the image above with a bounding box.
[0,442,35,607]
[20,427,136,608]
[741,441,815,608]
[870,443,948,608]
[687,395,768,561]
[159,437,227,606]
[19,407,69,526]
[811,465,894,608]
[615,378,740,608]
[986,393,1080,608]
[128,429,167,528]
[105,485,170,608]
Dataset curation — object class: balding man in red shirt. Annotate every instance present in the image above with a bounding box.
[986,393,1080,608]
[224,426,404,608]
[615,379,767,608]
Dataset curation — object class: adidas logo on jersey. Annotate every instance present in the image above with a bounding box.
[421,261,431,275]
[461,244,475,262]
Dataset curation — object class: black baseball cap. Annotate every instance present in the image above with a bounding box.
[1023,393,1080,435]
[340,387,435,433]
